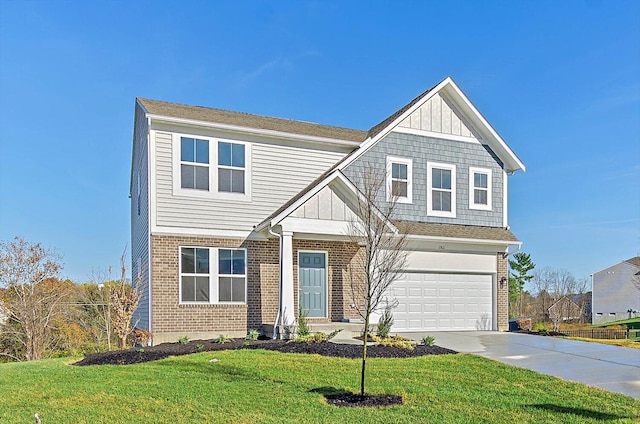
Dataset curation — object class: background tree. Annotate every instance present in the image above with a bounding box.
[0,236,69,361]
[348,165,408,397]
[508,252,535,318]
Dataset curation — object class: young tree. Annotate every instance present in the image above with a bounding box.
[348,166,408,397]
[110,252,140,349]
[0,236,69,361]
[508,252,535,318]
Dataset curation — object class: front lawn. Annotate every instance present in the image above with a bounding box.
[0,350,638,423]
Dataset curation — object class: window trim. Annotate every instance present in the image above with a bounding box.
[171,132,252,201]
[468,167,492,211]
[179,246,247,305]
[386,156,413,204]
[427,162,457,218]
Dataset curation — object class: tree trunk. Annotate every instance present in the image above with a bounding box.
[360,314,370,397]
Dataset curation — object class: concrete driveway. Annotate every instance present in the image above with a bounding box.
[403,331,640,399]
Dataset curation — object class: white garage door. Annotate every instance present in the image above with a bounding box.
[389,273,493,331]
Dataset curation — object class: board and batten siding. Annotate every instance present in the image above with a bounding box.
[343,131,504,227]
[131,103,151,331]
[399,92,476,137]
[153,131,347,232]
[290,185,358,221]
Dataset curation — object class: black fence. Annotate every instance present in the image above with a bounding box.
[558,329,640,340]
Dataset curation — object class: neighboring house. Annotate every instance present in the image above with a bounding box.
[548,293,591,324]
[130,77,525,343]
[592,257,640,325]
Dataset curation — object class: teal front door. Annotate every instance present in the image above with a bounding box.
[299,252,326,318]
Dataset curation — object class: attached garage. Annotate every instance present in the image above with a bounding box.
[389,272,494,331]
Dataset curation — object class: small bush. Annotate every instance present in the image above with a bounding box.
[371,335,416,351]
[215,334,232,344]
[195,344,204,351]
[421,335,435,347]
[178,336,190,344]
[245,329,260,341]
[533,322,548,333]
[297,308,311,337]
[132,329,153,346]
[376,304,394,338]
[295,332,329,343]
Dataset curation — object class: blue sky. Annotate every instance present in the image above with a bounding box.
[0,1,638,287]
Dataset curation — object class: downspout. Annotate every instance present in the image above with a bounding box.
[267,224,282,339]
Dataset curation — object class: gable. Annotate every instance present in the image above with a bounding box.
[397,92,476,139]
[290,184,358,222]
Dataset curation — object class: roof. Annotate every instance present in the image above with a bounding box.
[366,82,439,139]
[393,221,520,243]
[625,256,640,267]
[137,98,368,142]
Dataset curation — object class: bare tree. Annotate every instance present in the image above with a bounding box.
[348,166,408,397]
[110,252,140,349]
[0,236,69,361]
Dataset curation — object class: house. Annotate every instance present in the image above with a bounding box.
[547,293,591,324]
[130,77,525,343]
[592,257,640,325]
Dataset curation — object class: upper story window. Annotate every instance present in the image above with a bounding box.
[427,162,456,218]
[180,246,246,304]
[469,167,492,211]
[180,137,209,191]
[172,133,251,201]
[218,142,245,193]
[386,156,412,203]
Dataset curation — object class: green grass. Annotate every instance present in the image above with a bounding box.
[1,350,638,423]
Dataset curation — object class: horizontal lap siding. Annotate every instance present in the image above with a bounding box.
[131,104,150,330]
[154,132,345,231]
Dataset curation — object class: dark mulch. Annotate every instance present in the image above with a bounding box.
[74,338,457,366]
[325,393,403,407]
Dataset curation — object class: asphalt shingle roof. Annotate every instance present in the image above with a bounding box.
[393,221,520,242]
[138,98,368,142]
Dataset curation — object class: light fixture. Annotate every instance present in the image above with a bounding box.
[500,277,507,288]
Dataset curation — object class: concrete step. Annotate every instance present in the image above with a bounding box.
[309,322,365,339]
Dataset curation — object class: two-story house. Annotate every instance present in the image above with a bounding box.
[592,257,640,324]
[130,77,525,343]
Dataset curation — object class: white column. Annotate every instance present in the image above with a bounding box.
[280,230,296,326]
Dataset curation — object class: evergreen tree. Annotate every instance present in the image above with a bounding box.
[508,252,535,318]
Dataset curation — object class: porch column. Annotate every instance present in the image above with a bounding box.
[280,230,296,326]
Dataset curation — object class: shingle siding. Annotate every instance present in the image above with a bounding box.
[343,131,504,227]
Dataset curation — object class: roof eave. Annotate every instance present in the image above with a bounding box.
[145,113,363,148]
[405,234,522,247]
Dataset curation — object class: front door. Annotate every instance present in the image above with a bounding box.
[299,252,326,318]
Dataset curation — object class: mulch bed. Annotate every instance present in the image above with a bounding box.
[74,338,455,408]
[73,338,457,366]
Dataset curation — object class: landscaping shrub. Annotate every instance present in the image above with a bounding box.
[421,335,435,347]
[376,304,394,338]
[297,308,311,337]
[371,335,416,351]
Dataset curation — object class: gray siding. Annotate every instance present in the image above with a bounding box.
[154,131,347,231]
[592,261,640,324]
[131,103,150,330]
[343,131,504,227]
[290,185,357,221]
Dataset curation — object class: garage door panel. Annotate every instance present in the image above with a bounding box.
[390,273,493,331]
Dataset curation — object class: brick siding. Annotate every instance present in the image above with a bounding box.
[497,252,509,331]
[150,234,364,341]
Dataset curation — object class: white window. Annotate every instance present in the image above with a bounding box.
[180,137,209,190]
[427,162,456,218]
[386,156,412,203]
[218,142,245,193]
[180,247,246,304]
[172,133,251,200]
[469,167,492,211]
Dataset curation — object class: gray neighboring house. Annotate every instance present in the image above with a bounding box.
[591,257,640,325]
